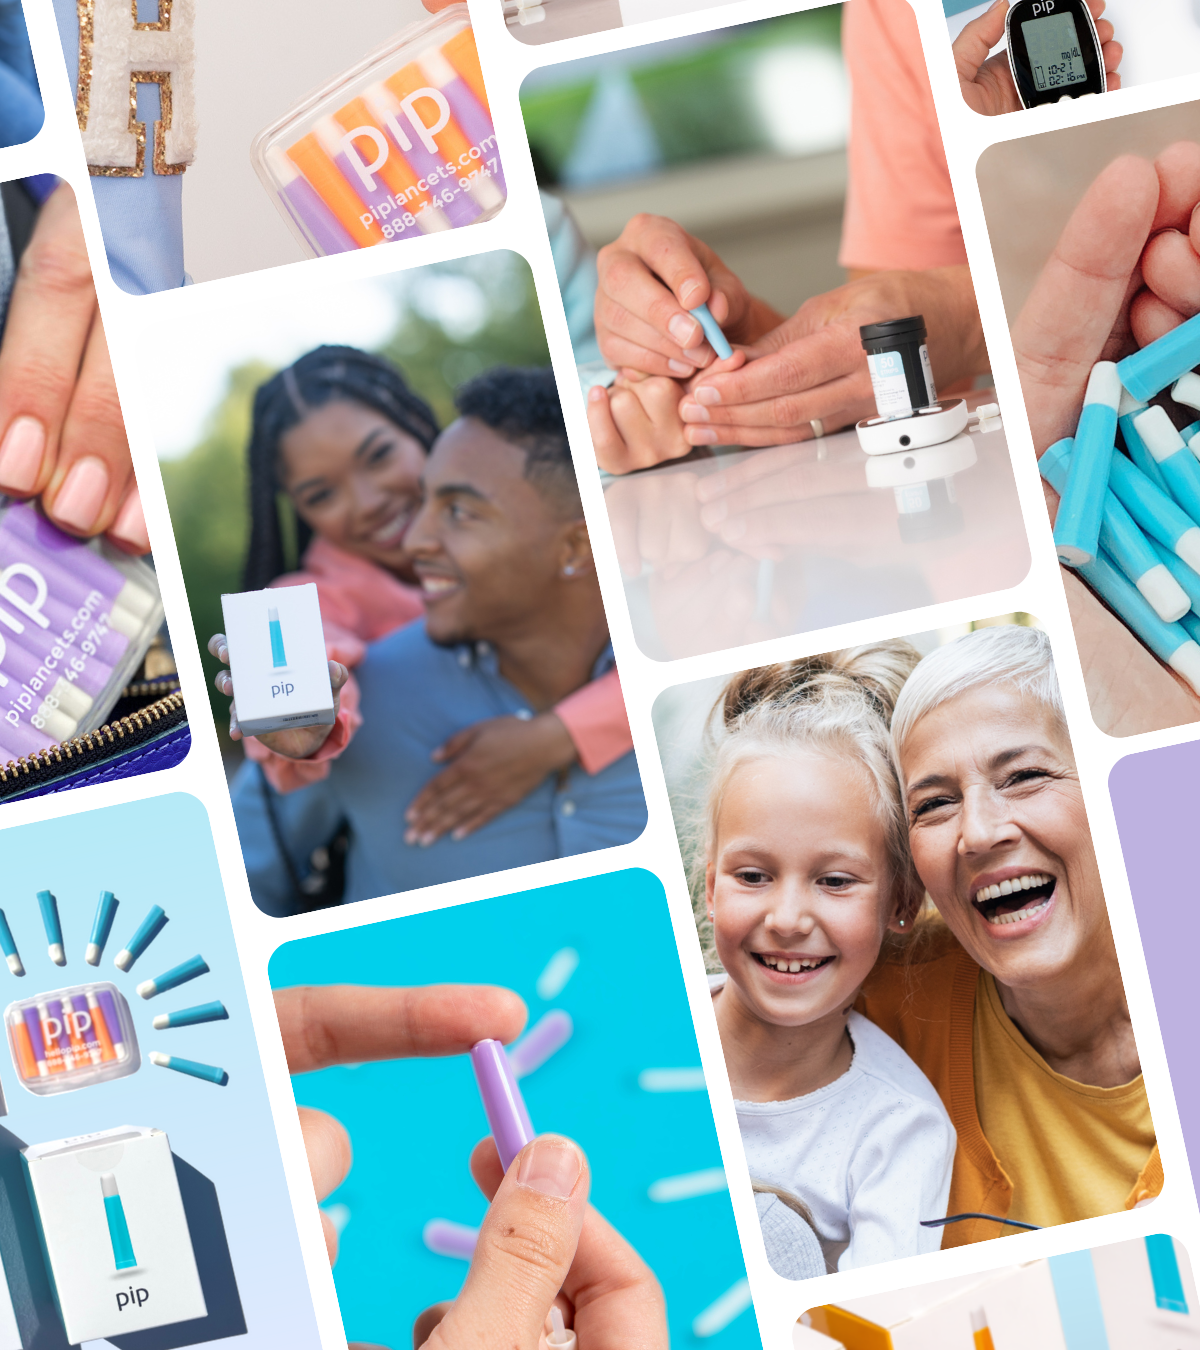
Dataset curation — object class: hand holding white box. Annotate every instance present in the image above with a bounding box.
[220,583,335,737]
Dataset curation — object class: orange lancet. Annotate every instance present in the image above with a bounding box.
[442,27,489,113]
[384,61,474,166]
[286,134,387,247]
[331,96,435,214]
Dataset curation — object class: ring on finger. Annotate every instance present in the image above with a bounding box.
[809,418,825,439]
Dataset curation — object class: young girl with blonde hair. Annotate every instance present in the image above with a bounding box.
[700,643,954,1275]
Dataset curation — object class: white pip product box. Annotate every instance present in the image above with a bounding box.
[220,582,335,736]
[22,1125,206,1342]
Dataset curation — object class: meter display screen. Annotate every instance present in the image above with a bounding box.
[1021,12,1088,92]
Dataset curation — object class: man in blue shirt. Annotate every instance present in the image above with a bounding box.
[230,367,646,913]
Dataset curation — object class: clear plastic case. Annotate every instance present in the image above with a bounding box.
[0,499,164,761]
[250,5,505,258]
[6,982,140,1095]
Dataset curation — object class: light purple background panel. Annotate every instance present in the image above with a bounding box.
[1111,739,1200,1176]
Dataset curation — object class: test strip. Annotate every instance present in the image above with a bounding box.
[508,1009,572,1079]
[153,1000,228,1029]
[149,1051,228,1086]
[1053,362,1122,565]
[422,1218,478,1259]
[114,904,168,971]
[101,1174,137,1270]
[86,991,117,1062]
[0,909,24,976]
[9,1010,38,1079]
[96,988,127,1060]
[1132,406,1200,524]
[86,890,118,965]
[1039,440,1189,621]
[1117,312,1200,402]
[36,890,65,966]
[470,1038,535,1170]
[137,954,209,1000]
[1076,551,1200,694]
[689,303,733,361]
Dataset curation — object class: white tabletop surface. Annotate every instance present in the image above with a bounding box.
[603,399,1030,660]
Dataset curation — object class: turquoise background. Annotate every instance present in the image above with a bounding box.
[269,868,760,1349]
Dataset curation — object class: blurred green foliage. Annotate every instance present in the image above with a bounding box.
[160,253,550,753]
[521,6,843,184]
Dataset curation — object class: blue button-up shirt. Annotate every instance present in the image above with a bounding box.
[230,619,646,914]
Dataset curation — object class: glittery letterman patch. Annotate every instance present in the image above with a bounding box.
[76,0,196,176]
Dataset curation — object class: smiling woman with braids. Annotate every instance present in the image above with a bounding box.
[211,346,631,855]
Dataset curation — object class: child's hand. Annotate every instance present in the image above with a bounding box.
[0,184,147,552]
[404,712,578,845]
[207,632,349,759]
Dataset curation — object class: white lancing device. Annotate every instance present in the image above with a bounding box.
[855,399,969,455]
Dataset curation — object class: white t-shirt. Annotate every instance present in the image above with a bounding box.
[711,976,955,1271]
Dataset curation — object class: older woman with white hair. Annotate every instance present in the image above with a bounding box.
[858,624,1159,1248]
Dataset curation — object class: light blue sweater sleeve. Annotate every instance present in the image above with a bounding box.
[50,0,185,294]
[0,0,42,147]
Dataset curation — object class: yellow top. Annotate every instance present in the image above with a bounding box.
[973,971,1155,1228]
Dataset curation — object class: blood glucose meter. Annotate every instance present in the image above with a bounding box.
[1005,0,1106,109]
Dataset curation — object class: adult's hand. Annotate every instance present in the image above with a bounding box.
[953,0,1121,118]
[208,632,350,758]
[1011,144,1200,734]
[595,214,783,378]
[276,983,527,1270]
[677,266,988,447]
[0,184,147,551]
[415,1137,668,1350]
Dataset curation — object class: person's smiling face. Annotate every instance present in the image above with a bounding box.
[278,400,428,575]
[707,750,897,1030]
[900,682,1104,990]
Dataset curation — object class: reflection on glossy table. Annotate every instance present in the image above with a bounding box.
[604,397,1030,660]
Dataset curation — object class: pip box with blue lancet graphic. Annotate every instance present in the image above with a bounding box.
[220,582,334,736]
[801,1234,1199,1348]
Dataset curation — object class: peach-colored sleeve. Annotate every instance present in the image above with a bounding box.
[839,0,967,272]
[244,670,363,792]
[554,667,632,775]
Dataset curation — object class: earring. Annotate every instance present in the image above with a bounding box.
[898,919,906,928]
[563,564,576,577]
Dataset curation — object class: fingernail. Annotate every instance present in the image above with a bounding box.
[695,385,722,406]
[680,403,710,423]
[452,827,467,841]
[588,385,606,402]
[668,314,699,346]
[517,1136,582,1199]
[109,487,149,552]
[404,829,417,845]
[701,500,728,526]
[51,456,110,533]
[0,417,45,492]
[668,359,695,377]
[688,427,717,445]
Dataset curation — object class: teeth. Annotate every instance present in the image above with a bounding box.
[761,955,829,972]
[974,873,1051,903]
[984,896,1051,926]
[421,577,457,593]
